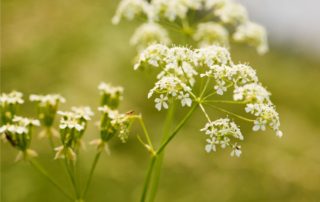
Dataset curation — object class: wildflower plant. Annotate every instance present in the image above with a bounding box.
[112,0,282,201]
[1,0,283,201]
[0,84,144,201]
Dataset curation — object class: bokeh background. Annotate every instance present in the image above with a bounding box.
[1,0,320,201]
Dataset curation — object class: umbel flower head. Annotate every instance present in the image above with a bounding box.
[29,94,65,128]
[92,83,134,153]
[55,106,94,161]
[130,22,171,51]
[134,44,283,157]
[0,116,40,161]
[113,0,268,54]
[98,82,124,109]
[0,91,24,124]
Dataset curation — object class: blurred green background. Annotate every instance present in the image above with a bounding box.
[1,0,320,202]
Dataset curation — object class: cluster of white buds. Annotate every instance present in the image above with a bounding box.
[201,118,243,157]
[233,22,269,55]
[55,107,94,161]
[0,91,24,124]
[213,0,248,25]
[111,0,152,25]
[113,0,268,54]
[151,0,203,22]
[29,94,65,128]
[134,43,282,156]
[92,83,134,153]
[193,22,229,47]
[130,22,171,51]
[0,116,40,161]
[98,82,124,109]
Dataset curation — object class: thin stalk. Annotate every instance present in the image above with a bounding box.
[140,156,157,202]
[204,100,247,105]
[148,101,175,202]
[64,158,80,199]
[70,160,81,200]
[29,159,74,201]
[138,117,154,150]
[46,127,56,152]
[199,103,211,122]
[82,151,102,198]
[205,103,255,122]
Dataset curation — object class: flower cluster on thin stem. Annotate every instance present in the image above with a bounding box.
[113,0,268,54]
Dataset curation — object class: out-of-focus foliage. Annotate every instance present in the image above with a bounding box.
[1,0,320,201]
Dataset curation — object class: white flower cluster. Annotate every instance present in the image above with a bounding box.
[134,43,282,155]
[97,106,131,143]
[58,106,94,131]
[0,116,39,160]
[0,91,24,105]
[193,22,229,47]
[233,22,269,55]
[213,1,248,25]
[12,116,40,127]
[55,107,94,160]
[98,82,124,108]
[233,83,270,103]
[111,0,151,25]
[113,0,268,53]
[29,94,66,106]
[0,91,25,124]
[201,118,243,157]
[152,0,202,22]
[130,22,171,51]
[245,103,282,137]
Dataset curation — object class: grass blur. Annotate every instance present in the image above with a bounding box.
[1,0,320,201]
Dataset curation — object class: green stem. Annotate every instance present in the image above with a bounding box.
[148,101,176,202]
[138,117,154,150]
[64,158,80,199]
[82,151,102,199]
[46,127,56,152]
[140,156,157,202]
[205,103,255,122]
[29,159,74,201]
[204,100,247,104]
[157,103,199,155]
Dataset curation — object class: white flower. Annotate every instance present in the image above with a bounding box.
[98,82,124,96]
[59,118,84,132]
[214,80,227,95]
[230,143,242,157]
[276,130,283,138]
[0,91,24,105]
[71,106,94,121]
[155,94,168,111]
[233,21,269,55]
[178,92,192,107]
[0,124,28,135]
[205,137,217,153]
[12,116,40,127]
[29,94,65,106]
[252,118,267,131]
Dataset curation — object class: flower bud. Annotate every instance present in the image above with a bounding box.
[0,91,24,124]
[29,94,65,128]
